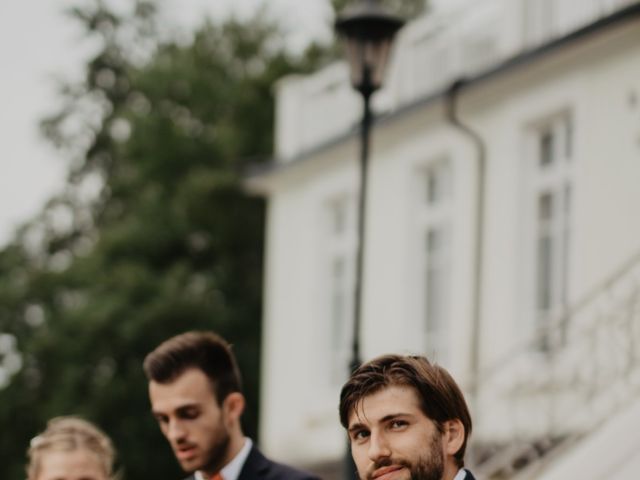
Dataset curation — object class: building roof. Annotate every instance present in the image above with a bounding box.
[245,1,640,194]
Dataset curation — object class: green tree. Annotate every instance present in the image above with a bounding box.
[0,1,324,478]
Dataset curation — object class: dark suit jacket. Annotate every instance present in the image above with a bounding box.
[463,468,476,480]
[184,445,319,480]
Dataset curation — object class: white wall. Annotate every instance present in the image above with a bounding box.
[257,0,640,470]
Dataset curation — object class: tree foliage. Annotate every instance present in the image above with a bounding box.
[0,1,325,478]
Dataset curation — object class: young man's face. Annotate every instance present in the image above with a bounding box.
[149,368,233,475]
[347,385,459,480]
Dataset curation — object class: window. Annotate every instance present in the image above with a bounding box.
[417,159,452,364]
[325,196,355,384]
[530,114,573,351]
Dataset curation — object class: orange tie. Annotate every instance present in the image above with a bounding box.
[210,474,223,480]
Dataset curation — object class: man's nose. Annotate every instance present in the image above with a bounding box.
[368,432,391,462]
[167,420,187,442]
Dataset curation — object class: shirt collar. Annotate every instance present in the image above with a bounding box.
[453,469,468,480]
[195,437,253,480]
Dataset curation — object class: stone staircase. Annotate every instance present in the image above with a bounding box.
[470,249,640,479]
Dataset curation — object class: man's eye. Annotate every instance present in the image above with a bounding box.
[352,430,370,441]
[390,420,407,429]
[179,408,200,420]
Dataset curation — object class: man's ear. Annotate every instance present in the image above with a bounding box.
[443,419,465,457]
[223,392,246,422]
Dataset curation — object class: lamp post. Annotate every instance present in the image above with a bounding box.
[335,0,405,375]
[335,3,404,478]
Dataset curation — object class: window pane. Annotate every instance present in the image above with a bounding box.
[537,235,553,311]
[325,195,354,384]
[538,191,553,223]
[419,159,452,364]
[561,184,572,304]
[530,114,573,351]
[426,161,450,206]
[331,258,345,350]
[331,200,347,235]
[537,193,554,312]
[427,170,438,204]
[564,116,573,160]
[425,228,443,333]
[426,228,441,256]
[540,129,554,167]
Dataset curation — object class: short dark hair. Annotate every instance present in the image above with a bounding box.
[143,331,242,404]
[339,354,472,467]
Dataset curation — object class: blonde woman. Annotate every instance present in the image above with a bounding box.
[26,416,116,480]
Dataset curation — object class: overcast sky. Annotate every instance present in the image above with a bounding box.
[0,0,333,247]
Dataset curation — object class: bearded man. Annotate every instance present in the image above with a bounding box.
[144,331,319,480]
[339,354,476,480]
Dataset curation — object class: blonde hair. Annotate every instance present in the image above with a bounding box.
[27,416,115,480]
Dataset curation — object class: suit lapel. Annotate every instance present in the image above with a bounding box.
[237,446,270,480]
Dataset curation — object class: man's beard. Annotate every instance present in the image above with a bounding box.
[410,430,444,480]
[366,429,444,480]
[199,421,231,474]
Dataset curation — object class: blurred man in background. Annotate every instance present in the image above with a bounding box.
[144,331,319,480]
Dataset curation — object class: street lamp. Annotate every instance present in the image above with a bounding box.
[335,0,405,374]
[335,3,404,479]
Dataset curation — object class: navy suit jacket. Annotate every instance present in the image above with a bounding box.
[184,445,319,480]
[463,468,476,480]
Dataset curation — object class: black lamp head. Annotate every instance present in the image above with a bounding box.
[335,0,405,94]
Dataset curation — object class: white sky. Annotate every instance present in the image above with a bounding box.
[0,0,333,247]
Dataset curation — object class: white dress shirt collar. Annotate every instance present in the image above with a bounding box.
[453,469,468,480]
[195,437,253,480]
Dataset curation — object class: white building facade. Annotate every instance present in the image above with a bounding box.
[248,0,640,478]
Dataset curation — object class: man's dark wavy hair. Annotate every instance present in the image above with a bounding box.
[143,331,242,404]
[339,354,472,467]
